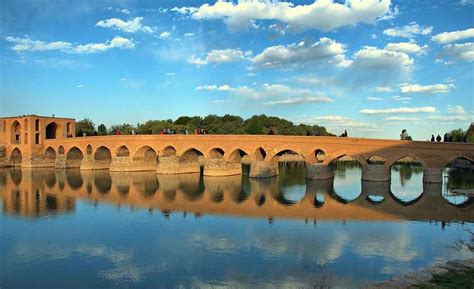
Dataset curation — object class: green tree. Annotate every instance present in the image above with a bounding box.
[75,118,96,136]
[450,128,466,142]
[245,118,265,134]
[97,124,107,136]
[466,123,474,143]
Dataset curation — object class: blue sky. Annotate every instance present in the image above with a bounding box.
[0,0,473,139]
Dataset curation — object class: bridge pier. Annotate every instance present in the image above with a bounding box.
[55,154,67,169]
[249,161,279,178]
[203,159,242,176]
[423,168,443,183]
[306,163,334,179]
[110,156,157,172]
[423,182,443,197]
[361,180,391,199]
[362,164,390,182]
[80,155,111,170]
[156,156,200,174]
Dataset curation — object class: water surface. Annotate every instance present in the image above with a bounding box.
[1,163,473,289]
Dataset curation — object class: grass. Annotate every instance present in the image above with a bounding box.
[413,268,474,289]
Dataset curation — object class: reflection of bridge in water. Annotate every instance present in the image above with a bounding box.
[2,168,472,222]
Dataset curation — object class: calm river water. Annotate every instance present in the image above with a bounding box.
[1,163,473,289]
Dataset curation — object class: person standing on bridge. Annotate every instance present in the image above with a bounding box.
[431,135,435,142]
[194,128,199,135]
[436,134,442,142]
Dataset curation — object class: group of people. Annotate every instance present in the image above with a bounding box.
[159,128,206,135]
[431,133,454,142]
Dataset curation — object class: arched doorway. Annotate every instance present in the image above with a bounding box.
[11,121,21,144]
[46,122,58,139]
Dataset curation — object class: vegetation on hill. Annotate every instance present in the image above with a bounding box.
[75,115,334,137]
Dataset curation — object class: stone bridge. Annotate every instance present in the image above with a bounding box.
[4,134,474,183]
[1,169,472,222]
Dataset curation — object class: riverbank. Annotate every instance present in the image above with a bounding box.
[367,258,474,289]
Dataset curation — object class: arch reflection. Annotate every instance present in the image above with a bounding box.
[0,168,472,222]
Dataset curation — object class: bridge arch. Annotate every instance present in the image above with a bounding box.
[94,146,112,169]
[442,156,473,206]
[389,156,424,203]
[86,144,92,155]
[11,121,21,144]
[161,146,176,157]
[133,146,158,164]
[386,155,426,170]
[179,148,204,161]
[44,147,56,166]
[367,156,386,165]
[116,145,130,157]
[208,148,225,159]
[324,152,367,167]
[254,147,267,162]
[327,153,365,203]
[314,149,326,163]
[10,148,22,166]
[66,147,84,168]
[269,148,304,165]
[224,148,250,163]
[58,146,65,155]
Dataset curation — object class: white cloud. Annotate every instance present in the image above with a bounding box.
[171,7,198,14]
[196,85,218,90]
[432,28,474,44]
[373,86,392,92]
[439,42,474,62]
[447,105,466,115]
[293,115,381,132]
[5,36,73,52]
[252,37,351,69]
[76,84,85,88]
[184,33,194,37]
[385,42,428,55]
[120,9,131,15]
[197,83,334,105]
[391,95,411,101]
[360,106,436,114]
[211,99,231,103]
[383,22,432,38]
[188,0,393,31]
[351,46,413,71]
[295,76,332,85]
[159,31,171,39]
[188,48,252,66]
[196,84,232,91]
[6,36,135,54]
[96,17,154,33]
[386,116,419,121]
[266,96,334,105]
[120,78,128,82]
[74,36,135,54]
[399,83,454,94]
[459,0,474,5]
[367,96,382,101]
[165,72,175,76]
